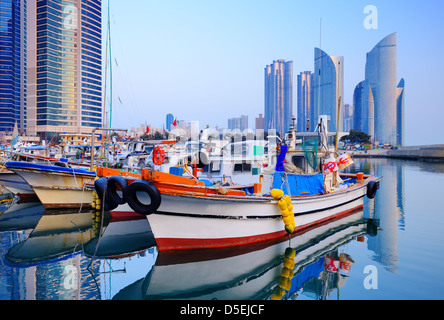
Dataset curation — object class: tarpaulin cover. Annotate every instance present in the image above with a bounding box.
[275,144,288,172]
[272,172,324,196]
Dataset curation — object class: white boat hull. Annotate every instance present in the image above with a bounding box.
[11,169,94,209]
[112,183,368,252]
[0,170,36,198]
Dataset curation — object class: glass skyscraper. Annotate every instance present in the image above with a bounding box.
[166,113,174,131]
[353,79,374,139]
[396,78,405,146]
[365,33,397,145]
[27,0,102,139]
[297,71,313,133]
[0,0,27,133]
[312,48,343,133]
[264,59,293,137]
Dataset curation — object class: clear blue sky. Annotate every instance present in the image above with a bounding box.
[103,0,444,146]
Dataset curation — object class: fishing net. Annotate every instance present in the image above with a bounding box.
[302,138,319,170]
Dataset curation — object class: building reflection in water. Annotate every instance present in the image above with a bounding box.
[0,208,101,300]
[347,158,405,273]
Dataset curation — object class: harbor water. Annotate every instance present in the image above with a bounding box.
[1,158,444,300]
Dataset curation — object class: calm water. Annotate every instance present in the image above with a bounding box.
[1,158,444,300]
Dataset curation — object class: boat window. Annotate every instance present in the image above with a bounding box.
[234,163,251,173]
[210,161,221,173]
[231,143,249,156]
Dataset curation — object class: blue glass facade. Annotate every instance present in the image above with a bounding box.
[365,33,397,144]
[297,71,313,132]
[264,59,293,137]
[166,113,173,131]
[33,0,101,135]
[0,0,26,133]
[312,48,343,133]
[396,78,405,146]
[353,80,374,138]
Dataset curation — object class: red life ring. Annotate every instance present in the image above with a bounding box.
[153,146,165,165]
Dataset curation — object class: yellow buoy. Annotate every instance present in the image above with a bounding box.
[280,209,290,217]
[278,199,288,210]
[271,189,284,199]
[283,195,291,205]
[285,224,295,234]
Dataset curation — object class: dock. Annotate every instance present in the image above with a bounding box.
[352,144,444,162]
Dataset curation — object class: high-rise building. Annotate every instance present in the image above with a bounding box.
[365,33,397,145]
[264,59,293,136]
[166,113,174,131]
[343,104,354,133]
[297,71,313,132]
[396,78,405,146]
[255,114,264,131]
[27,0,102,140]
[312,48,343,133]
[353,80,374,139]
[228,115,248,131]
[0,0,27,133]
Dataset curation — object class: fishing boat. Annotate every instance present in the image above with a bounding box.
[5,160,96,209]
[0,168,36,198]
[94,164,379,252]
[93,114,380,252]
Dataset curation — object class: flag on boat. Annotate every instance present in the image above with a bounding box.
[173,119,177,127]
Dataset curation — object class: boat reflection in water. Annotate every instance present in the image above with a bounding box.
[113,204,376,300]
[83,211,156,259]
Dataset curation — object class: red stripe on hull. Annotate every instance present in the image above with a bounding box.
[155,204,364,252]
[110,211,147,222]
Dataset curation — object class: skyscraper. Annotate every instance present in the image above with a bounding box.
[228,115,248,131]
[343,104,354,133]
[166,113,174,131]
[396,78,405,146]
[353,80,374,139]
[0,0,27,133]
[365,33,397,145]
[312,48,343,133]
[297,71,313,132]
[264,59,293,136]
[27,0,102,140]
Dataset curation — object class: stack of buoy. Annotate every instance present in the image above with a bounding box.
[91,177,101,210]
[271,189,296,234]
[92,190,101,210]
[271,247,296,300]
[92,210,101,237]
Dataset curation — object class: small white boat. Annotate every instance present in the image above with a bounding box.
[5,161,96,209]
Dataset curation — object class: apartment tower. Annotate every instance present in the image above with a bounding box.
[27,0,102,140]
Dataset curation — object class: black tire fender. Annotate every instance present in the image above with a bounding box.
[366,180,378,199]
[126,180,161,215]
[94,177,118,211]
[106,175,128,205]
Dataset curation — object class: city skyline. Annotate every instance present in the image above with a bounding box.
[1,1,443,146]
[104,0,444,146]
